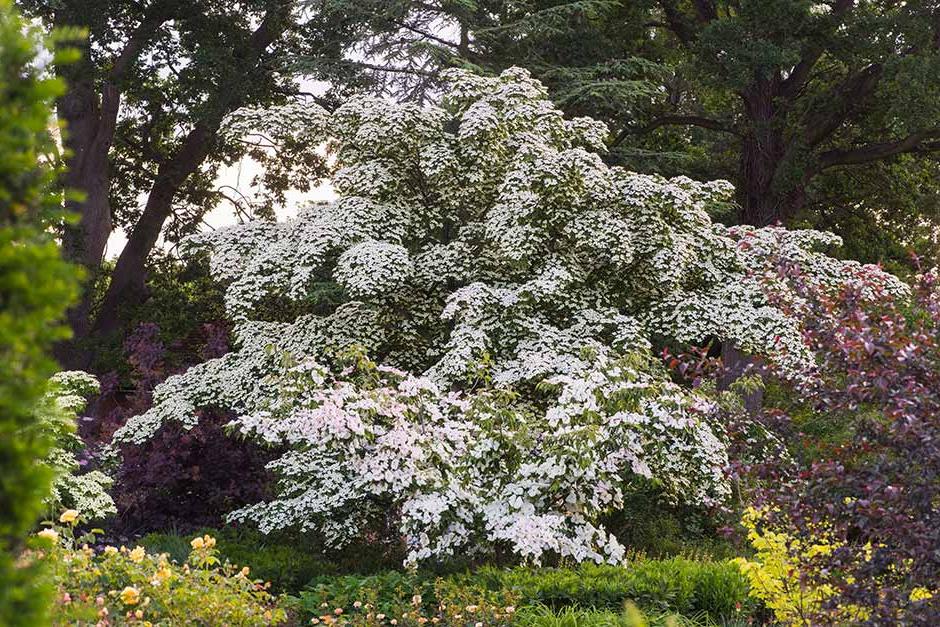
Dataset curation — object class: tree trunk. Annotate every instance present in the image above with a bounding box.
[91,170,194,336]
[55,71,120,368]
[738,79,788,227]
[91,1,292,336]
[717,342,764,414]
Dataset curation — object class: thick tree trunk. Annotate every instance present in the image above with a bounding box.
[55,71,120,368]
[738,80,789,227]
[91,162,202,336]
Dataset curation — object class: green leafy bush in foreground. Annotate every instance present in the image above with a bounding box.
[137,528,756,624]
[0,1,80,623]
[42,517,286,625]
[298,558,752,625]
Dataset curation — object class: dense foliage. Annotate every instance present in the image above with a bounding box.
[40,518,286,625]
[750,269,940,623]
[665,230,940,623]
[106,67,908,577]
[361,1,940,266]
[18,0,380,349]
[298,559,750,625]
[0,3,79,623]
[37,371,115,521]
[90,320,272,534]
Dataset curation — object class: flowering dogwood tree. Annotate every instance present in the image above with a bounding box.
[112,68,903,565]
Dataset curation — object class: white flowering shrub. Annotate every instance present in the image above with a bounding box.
[40,372,116,520]
[227,349,727,566]
[111,67,905,564]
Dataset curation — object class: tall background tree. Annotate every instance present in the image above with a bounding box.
[0,2,79,623]
[353,0,940,267]
[18,0,375,366]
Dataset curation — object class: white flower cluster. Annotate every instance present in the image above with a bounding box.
[111,67,909,561]
[41,372,116,521]
[226,352,728,566]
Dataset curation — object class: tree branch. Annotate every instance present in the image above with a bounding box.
[612,114,738,148]
[779,0,855,101]
[656,0,695,46]
[641,114,738,135]
[107,0,174,83]
[389,18,462,50]
[692,0,717,22]
[818,130,940,170]
[803,63,883,148]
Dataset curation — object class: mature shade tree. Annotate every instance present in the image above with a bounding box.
[0,3,79,623]
[18,0,371,361]
[359,1,940,263]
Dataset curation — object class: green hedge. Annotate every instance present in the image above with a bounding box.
[513,605,752,627]
[463,560,751,620]
[299,558,752,623]
[0,2,79,624]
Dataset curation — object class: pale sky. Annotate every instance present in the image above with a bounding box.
[104,156,337,259]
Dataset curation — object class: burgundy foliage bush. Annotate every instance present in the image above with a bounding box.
[665,240,940,623]
[84,322,273,535]
[760,269,940,624]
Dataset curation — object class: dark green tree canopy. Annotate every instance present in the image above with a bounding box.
[351,0,940,266]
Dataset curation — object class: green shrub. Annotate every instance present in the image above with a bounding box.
[43,519,287,625]
[138,526,338,593]
[0,2,80,624]
[461,559,750,620]
[298,559,753,624]
[513,604,751,627]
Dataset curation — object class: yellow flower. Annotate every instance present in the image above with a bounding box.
[129,546,146,563]
[910,587,934,602]
[240,566,250,577]
[59,509,80,524]
[104,546,118,555]
[154,566,172,584]
[37,528,59,543]
[190,536,205,550]
[120,586,141,606]
[203,535,216,548]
